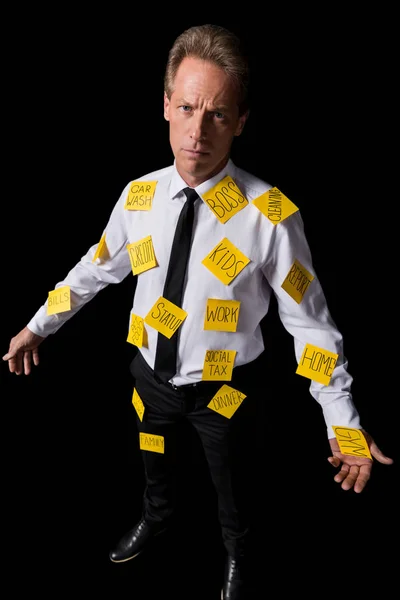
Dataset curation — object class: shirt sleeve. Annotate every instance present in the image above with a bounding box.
[262,210,361,438]
[27,184,133,338]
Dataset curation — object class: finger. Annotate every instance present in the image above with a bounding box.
[341,465,360,491]
[23,351,32,375]
[32,348,40,367]
[15,352,23,375]
[328,456,341,468]
[353,464,372,493]
[369,441,394,465]
[7,356,17,373]
[334,463,349,484]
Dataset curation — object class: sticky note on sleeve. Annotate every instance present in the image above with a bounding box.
[281,259,314,304]
[296,343,338,385]
[252,186,299,224]
[47,285,71,315]
[92,233,109,262]
[332,427,372,459]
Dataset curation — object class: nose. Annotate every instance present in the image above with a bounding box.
[190,113,207,141]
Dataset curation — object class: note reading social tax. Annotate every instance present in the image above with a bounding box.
[202,349,236,381]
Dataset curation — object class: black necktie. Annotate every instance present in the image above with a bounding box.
[153,187,198,383]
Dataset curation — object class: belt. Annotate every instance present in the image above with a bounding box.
[156,374,219,396]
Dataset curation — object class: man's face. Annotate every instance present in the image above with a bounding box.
[164,57,248,187]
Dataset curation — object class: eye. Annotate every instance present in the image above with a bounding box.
[180,105,192,112]
[214,112,225,119]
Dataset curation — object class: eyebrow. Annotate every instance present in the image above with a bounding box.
[176,98,230,112]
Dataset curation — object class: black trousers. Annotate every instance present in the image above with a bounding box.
[130,351,264,557]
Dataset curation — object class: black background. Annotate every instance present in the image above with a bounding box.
[2,15,398,598]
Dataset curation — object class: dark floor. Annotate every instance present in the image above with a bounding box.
[4,403,398,599]
[2,325,398,598]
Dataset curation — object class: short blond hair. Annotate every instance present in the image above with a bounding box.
[164,24,250,115]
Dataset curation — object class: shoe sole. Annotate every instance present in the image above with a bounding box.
[110,550,142,564]
[109,528,167,563]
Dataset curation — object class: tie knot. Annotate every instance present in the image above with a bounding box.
[183,187,199,204]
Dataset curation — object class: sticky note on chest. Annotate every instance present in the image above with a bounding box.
[144,297,187,338]
[124,181,157,211]
[252,186,299,224]
[204,299,241,332]
[332,427,372,459]
[202,175,248,223]
[127,235,157,275]
[127,313,147,348]
[202,238,250,285]
[47,286,71,315]
[202,349,236,381]
[296,343,338,386]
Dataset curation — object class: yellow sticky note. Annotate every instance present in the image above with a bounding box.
[202,349,236,381]
[332,427,372,459]
[204,299,241,332]
[296,343,338,386]
[92,233,109,263]
[132,388,145,421]
[202,238,250,285]
[207,384,246,419]
[127,313,148,348]
[127,235,157,275]
[144,297,187,339]
[281,259,314,304]
[253,186,299,224]
[47,285,71,315]
[202,175,248,224]
[139,432,165,454]
[124,180,157,211]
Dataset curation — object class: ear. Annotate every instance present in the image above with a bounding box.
[164,92,170,121]
[234,110,249,136]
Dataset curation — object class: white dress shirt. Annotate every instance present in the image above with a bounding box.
[27,158,361,438]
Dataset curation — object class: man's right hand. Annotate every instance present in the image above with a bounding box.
[2,327,45,375]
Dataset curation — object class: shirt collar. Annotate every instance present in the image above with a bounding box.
[168,158,237,201]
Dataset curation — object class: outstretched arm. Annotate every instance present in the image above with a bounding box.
[2,326,45,375]
[327,430,393,493]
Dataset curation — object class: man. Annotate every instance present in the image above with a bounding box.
[3,24,393,599]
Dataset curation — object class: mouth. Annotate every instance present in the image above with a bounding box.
[182,148,209,156]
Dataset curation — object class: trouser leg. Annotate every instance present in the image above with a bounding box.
[188,390,255,558]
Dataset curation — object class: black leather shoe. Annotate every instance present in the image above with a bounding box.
[222,556,246,599]
[109,518,166,563]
